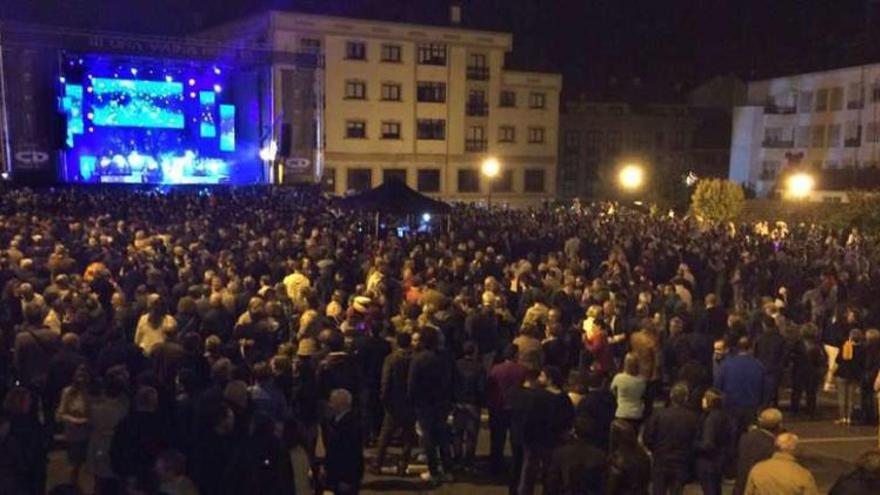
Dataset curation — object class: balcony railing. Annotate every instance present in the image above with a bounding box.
[762,139,795,149]
[466,101,489,116]
[465,139,487,152]
[764,104,796,115]
[466,66,490,80]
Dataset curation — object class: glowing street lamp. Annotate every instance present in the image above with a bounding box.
[786,172,815,200]
[259,140,278,162]
[618,163,644,191]
[481,157,501,207]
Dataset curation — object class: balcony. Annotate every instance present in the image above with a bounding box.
[466,66,490,81]
[764,104,796,115]
[466,101,489,117]
[465,139,487,152]
[761,139,795,149]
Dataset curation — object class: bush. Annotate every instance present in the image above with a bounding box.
[690,179,745,224]
[828,191,880,232]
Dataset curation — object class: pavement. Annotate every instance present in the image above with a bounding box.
[47,391,878,494]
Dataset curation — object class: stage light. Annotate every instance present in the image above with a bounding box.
[86,112,94,120]
[786,172,815,199]
[1,172,9,180]
[259,141,278,162]
[88,127,94,133]
[618,164,644,191]
[213,66,222,75]
[87,87,93,93]
[213,84,222,93]
[188,78,196,86]
[165,75,173,83]
[130,68,138,76]
[422,213,431,222]
[189,92,197,98]
[59,76,66,83]
[113,73,119,78]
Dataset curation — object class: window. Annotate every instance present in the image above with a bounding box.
[798,90,813,113]
[606,130,621,151]
[416,82,446,103]
[416,119,445,140]
[345,120,366,139]
[467,53,489,80]
[466,126,486,152]
[344,80,366,100]
[417,169,441,192]
[848,82,864,109]
[345,41,366,60]
[457,169,480,193]
[828,124,842,147]
[321,167,335,193]
[491,169,514,193]
[608,105,624,116]
[585,130,602,154]
[381,121,401,140]
[528,127,546,144]
[383,168,407,184]
[499,90,516,108]
[811,125,826,148]
[467,89,488,116]
[524,169,545,193]
[498,126,516,143]
[829,87,843,111]
[347,168,372,192]
[760,160,780,180]
[796,125,810,147]
[417,43,447,65]
[300,38,321,53]
[381,44,402,63]
[873,81,880,102]
[815,88,828,112]
[529,92,546,109]
[381,83,401,102]
[845,121,861,146]
[564,131,580,148]
[867,122,880,143]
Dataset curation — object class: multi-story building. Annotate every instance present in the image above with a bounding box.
[558,99,732,199]
[730,63,880,198]
[202,10,561,204]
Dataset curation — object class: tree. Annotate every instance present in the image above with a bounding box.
[690,179,745,224]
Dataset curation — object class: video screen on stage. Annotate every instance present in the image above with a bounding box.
[58,53,264,185]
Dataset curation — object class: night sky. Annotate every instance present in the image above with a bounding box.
[1,0,875,96]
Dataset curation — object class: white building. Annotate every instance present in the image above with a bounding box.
[202,10,561,205]
[730,63,880,198]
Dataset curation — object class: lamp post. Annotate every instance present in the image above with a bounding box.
[785,172,815,200]
[481,157,500,207]
[618,163,644,193]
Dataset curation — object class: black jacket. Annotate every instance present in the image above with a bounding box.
[835,344,866,382]
[829,469,880,495]
[323,411,364,488]
[695,409,731,470]
[110,411,172,478]
[453,356,487,406]
[732,427,776,495]
[380,348,413,417]
[545,438,606,495]
[575,388,615,452]
[407,349,451,408]
[607,445,651,495]
[642,404,700,471]
[791,338,825,378]
[316,352,362,401]
[754,329,787,374]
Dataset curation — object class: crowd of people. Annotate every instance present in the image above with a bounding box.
[0,185,879,495]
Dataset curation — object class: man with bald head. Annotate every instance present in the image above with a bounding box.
[744,432,819,495]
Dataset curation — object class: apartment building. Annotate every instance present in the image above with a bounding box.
[730,63,880,197]
[202,10,561,204]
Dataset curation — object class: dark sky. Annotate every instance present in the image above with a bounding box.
[1,0,875,96]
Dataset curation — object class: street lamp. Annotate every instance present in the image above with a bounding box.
[785,172,815,200]
[618,163,644,192]
[481,157,501,207]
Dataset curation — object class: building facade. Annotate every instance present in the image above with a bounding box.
[203,11,561,204]
[558,100,731,199]
[730,63,880,197]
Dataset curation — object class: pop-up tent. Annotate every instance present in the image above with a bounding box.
[337,178,451,215]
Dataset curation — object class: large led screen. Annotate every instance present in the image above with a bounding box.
[58,53,265,185]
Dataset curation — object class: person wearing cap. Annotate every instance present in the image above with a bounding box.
[744,432,819,495]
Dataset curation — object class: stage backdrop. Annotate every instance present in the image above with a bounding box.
[58,52,265,184]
